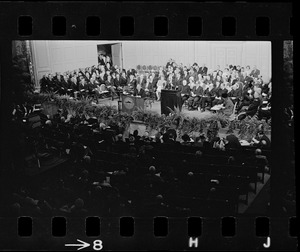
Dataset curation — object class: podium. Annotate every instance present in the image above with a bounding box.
[121,94,145,114]
[161,89,181,115]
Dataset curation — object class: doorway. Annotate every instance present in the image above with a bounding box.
[97,43,123,69]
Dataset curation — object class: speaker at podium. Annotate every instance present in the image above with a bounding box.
[160,89,182,115]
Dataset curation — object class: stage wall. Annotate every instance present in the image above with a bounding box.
[30,40,271,89]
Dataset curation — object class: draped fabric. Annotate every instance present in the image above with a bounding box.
[12,40,35,101]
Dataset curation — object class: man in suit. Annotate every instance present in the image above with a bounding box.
[120,72,128,87]
[179,80,191,106]
[187,81,203,110]
[133,84,146,98]
[199,64,208,76]
[124,74,137,94]
[98,54,106,66]
[245,91,261,117]
[114,73,122,89]
[174,72,182,90]
[250,65,260,78]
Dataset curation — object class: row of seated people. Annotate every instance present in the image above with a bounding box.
[6,107,270,217]
[39,61,271,117]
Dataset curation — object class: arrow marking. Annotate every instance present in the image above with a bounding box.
[65,239,90,250]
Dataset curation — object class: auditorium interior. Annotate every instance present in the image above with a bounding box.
[0,40,294,218]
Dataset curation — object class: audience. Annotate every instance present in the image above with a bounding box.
[39,60,271,120]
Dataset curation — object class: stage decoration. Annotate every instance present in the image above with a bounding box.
[25,93,271,142]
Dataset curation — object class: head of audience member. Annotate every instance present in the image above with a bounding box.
[221,92,229,100]
[182,80,187,86]
[181,133,190,143]
[149,166,156,174]
[227,156,236,164]
[255,148,262,155]
[195,150,203,158]
[257,131,265,140]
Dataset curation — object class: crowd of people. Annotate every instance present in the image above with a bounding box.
[39,57,272,120]
[3,106,271,218]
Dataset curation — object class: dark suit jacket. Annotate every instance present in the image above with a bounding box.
[199,67,208,75]
[114,78,122,87]
[133,88,146,98]
[143,81,154,92]
[98,58,106,65]
[246,98,261,116]
[250,69,260,78]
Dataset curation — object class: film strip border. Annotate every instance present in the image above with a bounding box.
[0,2,293,39]
[0,1,295,251]
[0,216,297,250]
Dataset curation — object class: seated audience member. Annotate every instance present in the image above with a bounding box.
[181,134,192,146]
[134,84,146,98]
[114,73,123,90]
[212,82,227,107]
[199,64,208,76]
[182,69,189,82]
[237,82,254,112]
[124,74,137,94]
[220,92,234,116]
[252,131,271,149]
[229,81,242,104]
[244,91,261,117]
[199,83,214,112]
[179,80,191,106]
[224,134,241,149]
[258,93,271,120]
[254,148,269,164]
[156,75,166,101]
[105,74,118,99]
[250,65,260,78]
[120,72,128,87]
[144,75,155,96]
[187,81,203,110]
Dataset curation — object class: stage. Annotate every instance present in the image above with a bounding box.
[98,97,216,120]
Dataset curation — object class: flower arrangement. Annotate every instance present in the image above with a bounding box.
[26,93,271,141]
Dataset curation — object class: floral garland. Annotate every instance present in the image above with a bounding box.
[26,93,271,140]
